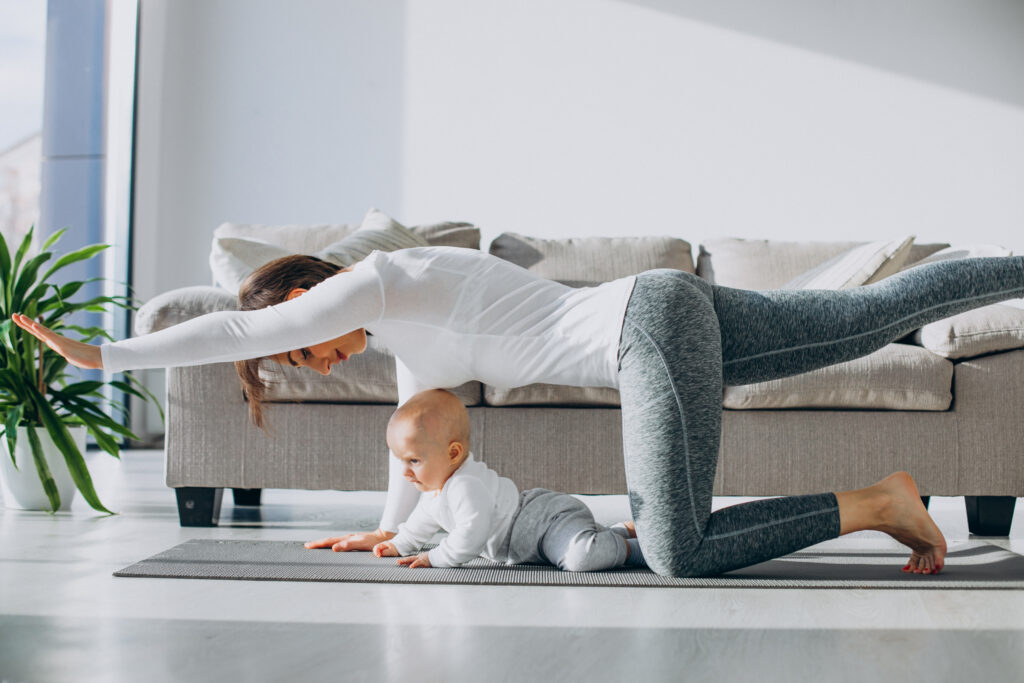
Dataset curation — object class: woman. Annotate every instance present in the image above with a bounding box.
[14,245,1024,577]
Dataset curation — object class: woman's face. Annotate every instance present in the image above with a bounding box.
[271,328,368,375]
[268,286,369,374]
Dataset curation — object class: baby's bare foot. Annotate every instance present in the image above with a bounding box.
[875,472,947,574]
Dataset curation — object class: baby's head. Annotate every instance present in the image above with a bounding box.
[386,389,471,492]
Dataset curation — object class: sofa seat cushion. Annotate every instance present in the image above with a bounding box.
[914,303,1024,359]
[490,232,695,285]
[484,384,620,408]
[258,336,482,406]
[723,343,953,411]
[698,238,948,290]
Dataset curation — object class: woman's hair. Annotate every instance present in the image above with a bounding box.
[234,255,343,434]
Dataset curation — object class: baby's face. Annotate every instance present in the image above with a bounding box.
[388,422,459,492]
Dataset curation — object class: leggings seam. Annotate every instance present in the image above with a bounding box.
[705,505,838,541]
[626,320,702,538]
[722,287,1024,366]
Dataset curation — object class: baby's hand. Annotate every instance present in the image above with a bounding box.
[373,541,399,557]
[397,552,432,569]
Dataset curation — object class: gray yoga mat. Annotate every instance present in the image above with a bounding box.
[114,539,1024,589]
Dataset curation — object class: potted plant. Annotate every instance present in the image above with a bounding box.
[0,225,163,513]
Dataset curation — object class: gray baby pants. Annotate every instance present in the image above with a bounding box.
[618,256,1024,578]
[507,488,628,571]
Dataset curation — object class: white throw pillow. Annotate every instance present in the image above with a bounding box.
[209,209,428,295]
[914,304,1024,359]
[781,236,915,290]
[900,243,1012,270]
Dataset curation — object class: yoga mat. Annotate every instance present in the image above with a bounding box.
[114,539,1024,589]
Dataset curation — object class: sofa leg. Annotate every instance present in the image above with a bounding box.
[175,487,223,527]
[232,488,262,506]
[965,496,1017,536]
[920,496,930,510]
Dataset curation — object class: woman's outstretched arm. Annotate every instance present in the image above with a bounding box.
[14,264,384,373]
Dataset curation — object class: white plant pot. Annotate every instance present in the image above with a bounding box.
[0,425,88,511]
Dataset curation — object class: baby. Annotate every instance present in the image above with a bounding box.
[373,388,646,571]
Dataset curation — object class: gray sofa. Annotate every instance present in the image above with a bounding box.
[136,224,1024,535]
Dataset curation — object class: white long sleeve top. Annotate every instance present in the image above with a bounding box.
[100,246,636,531]
[389,454,520,567]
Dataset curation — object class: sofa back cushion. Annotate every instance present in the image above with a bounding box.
[489,232,694,287]
[213,213,481,253]
[698,238,948,289]
[484,232,693,407]
[210,209,481,294]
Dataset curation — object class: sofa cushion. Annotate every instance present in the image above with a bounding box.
[698,238,948,290]
[210,209,431,294]
[212,214,480,253]
[900,243,1012,270]
[781,236,915,289]
[484,232,693,406]
[490,232,694,286]
[722,343,953,411]
[135,286,238,334]
[484,384,621,408]
[259,335,483,406]
[914,303,1024,359]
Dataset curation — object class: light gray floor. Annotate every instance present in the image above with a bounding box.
[2,449,1024,683]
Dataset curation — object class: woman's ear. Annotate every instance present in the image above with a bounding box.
[285,288,308,302]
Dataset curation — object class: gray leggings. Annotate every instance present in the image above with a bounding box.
[507,488,628,571]
[618,256,1024,577]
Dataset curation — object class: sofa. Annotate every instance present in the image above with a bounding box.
[135,219,1024,535]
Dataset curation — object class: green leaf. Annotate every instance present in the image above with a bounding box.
[39,244,109,284]
[39,228,67,253]
[59,380,105,397]
[116,377,166,423]
[3,404,23,470]
[57,395,136,439]
[24,424,61,513]
[84,421,120,458]
[28,387,115,515]
[0,227,12,294]
[11,250,54,308]
[9,225,35,288]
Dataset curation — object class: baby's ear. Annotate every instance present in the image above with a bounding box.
[448,440,464,462]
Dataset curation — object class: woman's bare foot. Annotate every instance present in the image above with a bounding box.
[620,521,636,538]
[842,472,947,574]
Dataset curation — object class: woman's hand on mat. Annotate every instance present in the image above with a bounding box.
[11,314,104,370]
[304,528,395,552]
[397,552,432,569]
[373,541,399,557]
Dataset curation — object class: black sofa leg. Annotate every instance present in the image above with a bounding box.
[965,496,1017,536]
[232,488,262,506]
[175,487,223,527]
[920,496,930,510]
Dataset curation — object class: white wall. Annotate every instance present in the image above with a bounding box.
[400,0,1024,250]
[134,0,1024,301]
[133,0,406,301]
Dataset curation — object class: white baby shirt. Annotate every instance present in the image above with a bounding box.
[389,454,521,567]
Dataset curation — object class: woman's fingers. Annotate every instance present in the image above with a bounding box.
[9,314,104,370]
